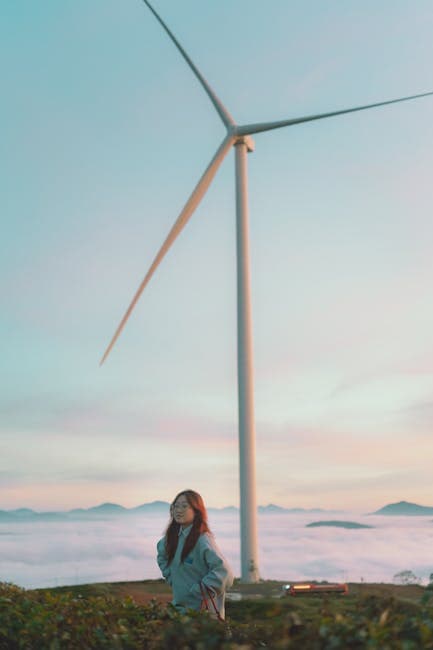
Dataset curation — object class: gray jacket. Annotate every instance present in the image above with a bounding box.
[157,525,233,617]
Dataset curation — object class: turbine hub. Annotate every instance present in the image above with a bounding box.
[234,134,255,153]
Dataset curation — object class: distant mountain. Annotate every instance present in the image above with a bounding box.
[371,501,433,516]
[208,506,238,513]
[14,508,35,516]
[259,504,288,513]
[4,501,433,521]
[132,501,170,513]
[87,503,128,514]
[0,508,36,521]
[258,504,330,514]
[0,509,68,522]
[0,504,129,522]
[0,501,341,521]
[0,502,171,521]
[209,504,331,514]
[306,520,373,529]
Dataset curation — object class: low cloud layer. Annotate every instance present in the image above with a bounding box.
[1,512,432,589]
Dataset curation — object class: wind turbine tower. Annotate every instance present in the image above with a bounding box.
[100,1,433,583]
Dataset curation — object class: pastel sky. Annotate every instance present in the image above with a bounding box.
[2,1,433,512]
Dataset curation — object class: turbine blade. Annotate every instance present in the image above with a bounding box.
[100,135,234,365]
[142,0,235,129]
[236,90,433,136]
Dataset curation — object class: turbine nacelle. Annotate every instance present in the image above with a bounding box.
[234,134,255,153]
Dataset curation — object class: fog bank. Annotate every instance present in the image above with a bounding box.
[1,512,432,589]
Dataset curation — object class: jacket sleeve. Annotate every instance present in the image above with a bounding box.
[192,534,234,596]
[156,537,172,586]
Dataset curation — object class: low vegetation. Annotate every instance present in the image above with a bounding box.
[1,580,433,648]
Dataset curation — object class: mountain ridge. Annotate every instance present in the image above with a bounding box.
[0,501,338,520]
[370,500,433,516]
[1,500,432,521]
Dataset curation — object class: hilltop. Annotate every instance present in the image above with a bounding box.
[371,501,433,516]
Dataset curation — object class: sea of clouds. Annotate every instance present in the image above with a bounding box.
[1,511,432,589]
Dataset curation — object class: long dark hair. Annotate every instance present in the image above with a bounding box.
[164,489,211,564]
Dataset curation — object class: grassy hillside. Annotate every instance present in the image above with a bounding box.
[1,579,432,648]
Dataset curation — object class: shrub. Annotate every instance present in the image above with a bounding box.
[1,582,433,649]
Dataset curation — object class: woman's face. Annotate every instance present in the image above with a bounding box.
[172,494,195,528]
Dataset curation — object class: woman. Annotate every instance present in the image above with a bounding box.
[157,489,233,618]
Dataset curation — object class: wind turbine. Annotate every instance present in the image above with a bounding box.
[100,1,433,582]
